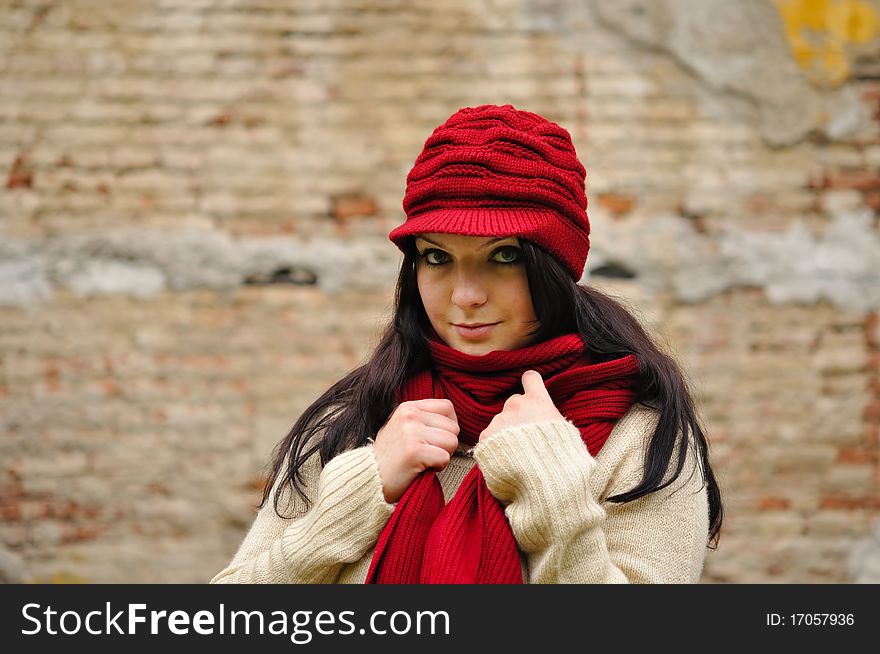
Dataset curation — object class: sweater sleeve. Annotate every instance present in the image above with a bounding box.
[472,416,710,584]
[209,444,397,584]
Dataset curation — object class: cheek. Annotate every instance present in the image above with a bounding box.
[510,277,536,318]
[417,273,442,314]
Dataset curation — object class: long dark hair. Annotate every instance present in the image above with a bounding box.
[259,237,723,548]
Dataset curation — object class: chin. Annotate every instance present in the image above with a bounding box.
[457,344,491,355]
[453,339,502,356]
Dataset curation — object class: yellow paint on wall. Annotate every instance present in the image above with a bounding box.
[772,0,880,87]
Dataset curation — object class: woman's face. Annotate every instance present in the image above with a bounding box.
[415,232,540,355]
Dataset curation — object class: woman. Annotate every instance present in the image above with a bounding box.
[210,104,723,584]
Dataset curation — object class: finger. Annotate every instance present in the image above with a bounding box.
[411,398,458,421]
[417,411,460,436]
[419,443,453,470]
[418,426,460,453]
[521,370,548,396]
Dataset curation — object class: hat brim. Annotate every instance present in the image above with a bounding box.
[390,207,571,245]
[388,207,589,279]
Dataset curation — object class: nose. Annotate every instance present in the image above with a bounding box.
[451,270,488,308]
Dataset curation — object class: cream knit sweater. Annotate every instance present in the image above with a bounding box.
[210,403,710,584]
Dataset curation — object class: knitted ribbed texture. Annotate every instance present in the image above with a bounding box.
[364,331,640,584]
[388,104,591,280]
[425,329,640,451]
[473,420,605,553]
[209,404,712,584]
[270,447,393,583]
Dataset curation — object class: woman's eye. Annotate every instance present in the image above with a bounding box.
[422,249,448,265]
[493,246,521,264]
[418,246,520,265]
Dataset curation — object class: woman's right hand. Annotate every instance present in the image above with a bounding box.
[372,399,460,503]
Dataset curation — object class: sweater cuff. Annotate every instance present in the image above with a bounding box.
[279,445,396,580]
[472,419,605,550]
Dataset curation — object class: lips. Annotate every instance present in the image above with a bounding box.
[452,322,499,340]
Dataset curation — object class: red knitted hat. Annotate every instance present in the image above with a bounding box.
[389,104,590,280]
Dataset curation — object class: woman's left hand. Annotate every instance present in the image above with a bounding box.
[479,370,566,444]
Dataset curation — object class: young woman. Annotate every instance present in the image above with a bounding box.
[210,104,723,584]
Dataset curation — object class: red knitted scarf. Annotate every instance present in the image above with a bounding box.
[365,331,641,584]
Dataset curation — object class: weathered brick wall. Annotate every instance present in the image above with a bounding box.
[1,0,878,583]
[0,286,391,583]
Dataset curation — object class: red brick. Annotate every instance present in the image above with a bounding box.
[21,500,50,519]
[824,171,880,191]
[61,526,102,543]
[764,561,786,576]
[45,363,60,393]
[6,154,33,189]
[864,400,880,421]
[755,496,791,510]
[147,482,170,496]
[745,194,772,213]
[208,110,232,127]
[0,504,21,521]
[861,84,880,102]
[331,193,378,220]
[809,172,830,190]
[100,379,120,396]
[836,446,878,463]
[41,499,102,521]
[597,193,636,216]
[154,354,229,369]
[248,475,268,492]
[820,495,880,509]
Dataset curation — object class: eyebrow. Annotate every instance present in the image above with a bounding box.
[415,236,515,251]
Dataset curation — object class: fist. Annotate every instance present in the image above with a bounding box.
[479,370,565,444]
[372,398,460,504]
